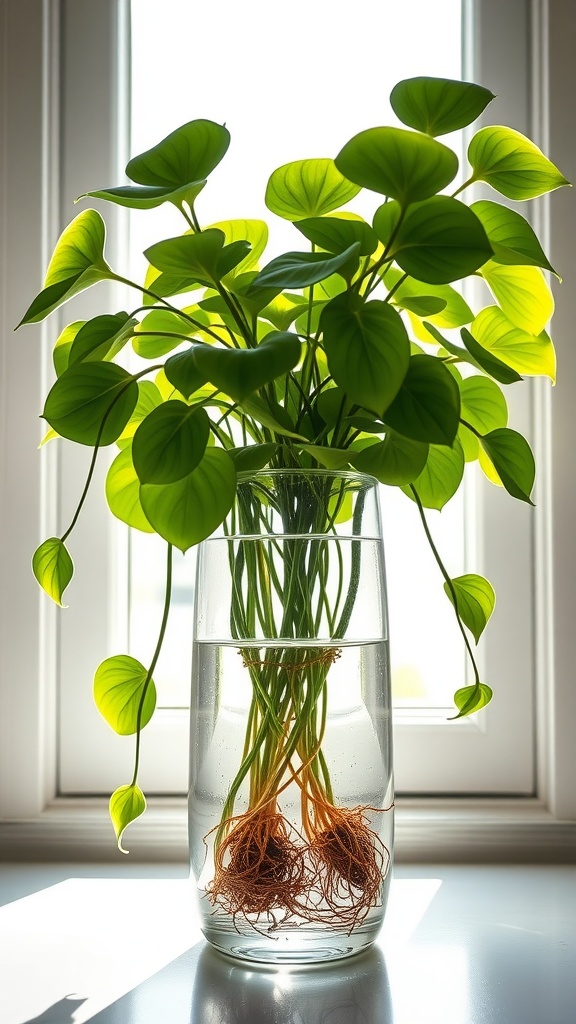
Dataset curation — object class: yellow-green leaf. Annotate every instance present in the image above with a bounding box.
[32,537,74,606]
[468,126,570,200]
[480,261,554,335]
[94,654,156,735]
[451,683,493,719]
[106,446,155,532]
[109,784,146,855]
[265,158,360,221]
[471,306,556,382]
[444,573,496,643]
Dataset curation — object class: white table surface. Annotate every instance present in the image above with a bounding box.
[0,862,574,1024]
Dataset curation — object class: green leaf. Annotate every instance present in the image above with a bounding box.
[397,295,447,317]
[109,784,146,855]
[459,375,508,434]
[444,573,496,643]
[471,307,556,382]
[140,447,236,552]
[265,158,360,221]
[132,402,210,484]
[106,446,155,532]
[192,331,301,403]
[390,76,495,137]
[68,313,135,365]
[208,219,268,278]
[382,355,461,445]
[389,196,493,284]
[145,230,250,289]
[322,294,410,415]
[248,243,360,292]
[43,362,139,446]
[479,427,536,503]
[132,308,198,359]
[470,200,556,274]
[32,537,74,607]
[298,445,353,470]
[259,292,309,331]
[468,126,570,200]
[18,210,112,325]
[48,364,137,442]
[480,261,554,335]
[126,118,230,187]
[403,439,465,510]
[459,327,523,384]
[239,394,306,440]
[53,321,85,377]
[94,654,156,736]
[81,180,206,211]
[335,127,458,205]
[351,432,428,485]
[116,381,164,448]
[230,443,279,472]
[164,348,208,398]
[294,216,378,256]
[384,268,473,332]
[451,683,493,719]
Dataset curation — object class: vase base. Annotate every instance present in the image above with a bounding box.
[201,912,384,965]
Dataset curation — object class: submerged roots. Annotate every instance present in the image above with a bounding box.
[205,804,390,933]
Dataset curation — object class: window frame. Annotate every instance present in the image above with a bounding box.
[1,0,575,858]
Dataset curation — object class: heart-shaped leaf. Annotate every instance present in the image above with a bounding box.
[471,200,556,274]
[265,158,360,221]
[403,439,465,510]
[192,331,301,403]
[459,375,508,434]
[109,784,146,855]
[294,216,378,257]
[133,402,210,484]
[116,381,164,448]
[389,196,493,284]
[322,294,410,415]
[18,210,113,325]
[335,127,458,206]
[390,76,495,136]
[43,362,139,446]
[32,537,74,606]
[68,313,135,365]
[468,126,569,200]
[145,229,251,290]
[94,654,156,736]
[140,447,236,552]
[351,432,429,485]
[383,355,461,445]
[126,118,230,186]
[164,349,208,398]
[444,573,496,643]
[479,428,535,504]
[106,446,154,532]
[480,261,554,335]
[451,683,493,719]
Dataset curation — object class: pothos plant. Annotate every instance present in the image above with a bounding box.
[19,76,568,858]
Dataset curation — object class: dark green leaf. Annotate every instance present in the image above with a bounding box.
[140,447,236,552]
[468,126,570,200]
[384,268,473,330]
[294,216,378,256]
[390,77,495,136]
[145,229,248,289]
[94,654,156,736]
[69,313,135,365]
[351,432,428,485]
[230,443,279,472]
[383,355,461,445]
[322,294,410,415]
[18,210,112,325]
[335,127,458,205]
[109,784,146,855]
[265,158,360,221]
[460,327,523,384]
[192,331,301,403]
[106,446,155,532]
[397,295,447,316]
[403,439,465,510]
[471,200,556,274]
[32,537,74,607]
[164,348,208,398]
[479,428,535,504]
[390,196,492,284]
[451,683,493,719]
[132,402,210,485]
[43,362,138,446]
[126,119,230,187]
[248,243,360,292]
[444,573,496,643]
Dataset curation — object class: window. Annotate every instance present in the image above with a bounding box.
[1,0,575,851]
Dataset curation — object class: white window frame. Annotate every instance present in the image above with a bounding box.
[1,0,575,859]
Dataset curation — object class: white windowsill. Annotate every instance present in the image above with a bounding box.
[1,796,575,863]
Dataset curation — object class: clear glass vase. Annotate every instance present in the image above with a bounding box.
[189,470,393,964]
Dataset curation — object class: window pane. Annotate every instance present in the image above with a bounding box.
[128,0,465,712]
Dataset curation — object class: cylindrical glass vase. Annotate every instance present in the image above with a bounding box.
[189,470,393,964]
